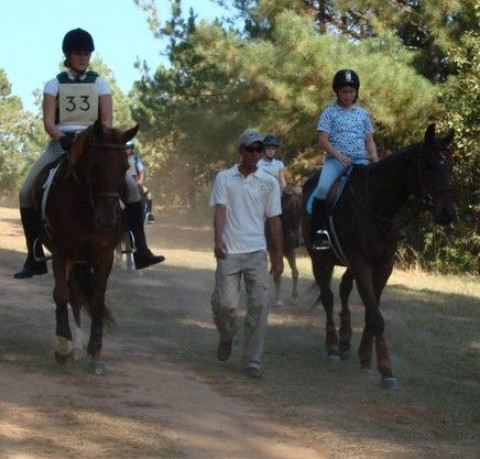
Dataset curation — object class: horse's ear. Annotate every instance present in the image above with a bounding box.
[444,128,454,145]
[123,124,140,143]
[424,123,436,144]
[93,119,104,137]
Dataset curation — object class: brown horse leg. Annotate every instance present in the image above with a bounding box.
[351,262,382,372]
[338,268,354,358]
[372,262,398,389]
[53,257,74,365]
[312,257,339,360]
[269,247,284,307]
[86,259,113,375]
[353,262,398,389]
[358,327,374,371]
[273,274,283,307]
[285,248,299,305]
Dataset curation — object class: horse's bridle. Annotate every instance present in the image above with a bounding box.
[66,141,127,210]
[411,148,454,210]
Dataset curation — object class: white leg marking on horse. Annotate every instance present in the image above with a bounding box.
[68,305,85,360]
[56,336,73,356]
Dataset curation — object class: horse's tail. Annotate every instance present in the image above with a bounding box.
[70,264,115,327]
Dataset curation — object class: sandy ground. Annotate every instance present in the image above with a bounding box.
[0,206,325,459]
[1,205,479,459]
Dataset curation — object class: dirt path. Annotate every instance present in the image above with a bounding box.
[0,206,324,459]
[1,205,479,459]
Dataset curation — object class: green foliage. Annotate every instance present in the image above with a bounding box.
[131,0,478,273]
[0,69,45,194]
[89,58,135,129]
[434,29,480,274]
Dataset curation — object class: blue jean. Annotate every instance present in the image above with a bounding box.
[306,156,370,214]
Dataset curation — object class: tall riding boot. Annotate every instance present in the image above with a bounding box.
[145,197,155,223]
[126,201,164,269]
[311,198,330,251]
[14,207,48,279]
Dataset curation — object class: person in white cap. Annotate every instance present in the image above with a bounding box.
[209,130,284,378]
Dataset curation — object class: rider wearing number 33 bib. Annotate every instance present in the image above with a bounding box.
[14,28,164,279]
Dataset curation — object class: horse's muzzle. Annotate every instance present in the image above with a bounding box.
[94,214,118,230]
[434,207,456,226]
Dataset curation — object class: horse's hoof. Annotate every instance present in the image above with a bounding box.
[54,350,73,366]
[89,361,106,375]
[380,376,400,390]
[360,368,374,377]
[327,353,341,363]
[339,350,351,360]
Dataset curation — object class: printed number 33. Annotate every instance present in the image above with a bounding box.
[65,95,90,112]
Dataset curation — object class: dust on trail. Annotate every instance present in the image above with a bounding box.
[0,206,324,459]
[2,205,478,459]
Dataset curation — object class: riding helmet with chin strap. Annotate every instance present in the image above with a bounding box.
[263,134,280,147]
[332,69,360,92]
[62,28,95,56]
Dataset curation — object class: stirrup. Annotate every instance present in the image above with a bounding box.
[33,238,52,262]
[312,229,331,251]
[121,230,137,253]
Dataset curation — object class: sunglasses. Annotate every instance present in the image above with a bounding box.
[244,145,263,153]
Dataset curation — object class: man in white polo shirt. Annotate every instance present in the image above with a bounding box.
[209,130,284,378]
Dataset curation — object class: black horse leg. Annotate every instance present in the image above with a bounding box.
[338,268,354,358]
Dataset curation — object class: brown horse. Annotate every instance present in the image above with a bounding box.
[302,124,455,389]
[267,185,303,306]
[37,120,138,374]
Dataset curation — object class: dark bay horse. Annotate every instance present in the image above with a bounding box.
[302,124,455,389]
[267,185,303,306]
[38,120,138,374]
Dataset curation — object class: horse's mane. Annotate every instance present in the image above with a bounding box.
[69,125,95,166]
[378,141,422,164]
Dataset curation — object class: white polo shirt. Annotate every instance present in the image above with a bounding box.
[209,164,282,254]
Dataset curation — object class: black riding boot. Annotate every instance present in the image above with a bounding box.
[311,198,330,251]
[14,207,48,279]
[145,197,155,223]
[126,201,164,269]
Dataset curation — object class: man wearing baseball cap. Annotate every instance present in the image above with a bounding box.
[209,130,284,378]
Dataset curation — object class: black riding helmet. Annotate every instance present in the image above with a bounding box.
[263,134,280,147]
[62,28,95,56]
[332,69,360,91]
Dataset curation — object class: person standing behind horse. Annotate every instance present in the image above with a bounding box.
[257,134,287,191]
[125,141,155,224]
[14,28,163,279]
[210,130,284,379]
[308,69,378,250]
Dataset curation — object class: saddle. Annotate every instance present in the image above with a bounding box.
[319,167,355,265]
[31,158,67,239]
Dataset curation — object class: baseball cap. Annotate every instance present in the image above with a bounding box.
[238,130,264,147]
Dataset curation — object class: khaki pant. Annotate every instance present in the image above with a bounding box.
[211,250,270,370]
[19,140,141,208]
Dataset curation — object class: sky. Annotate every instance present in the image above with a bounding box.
[1,0,228,113]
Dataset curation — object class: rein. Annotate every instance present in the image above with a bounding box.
[413,155,454,210]
[347,166,395,230]
[87,142,126,203]
[66,140,127,207]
